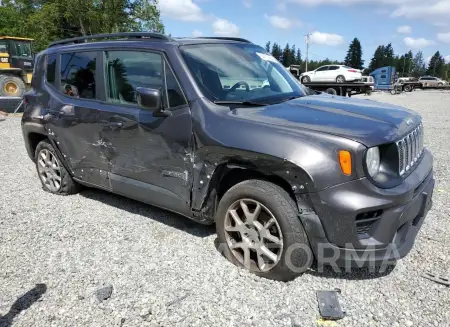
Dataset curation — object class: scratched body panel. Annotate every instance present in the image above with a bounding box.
[96,103,193,204]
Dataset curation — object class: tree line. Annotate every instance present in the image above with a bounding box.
[265,37,450,80]
[0,0,164,51]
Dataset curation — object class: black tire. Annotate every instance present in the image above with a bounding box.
[35,139,80,195]
[325,88,337,95]
[403,85,412,92]
[336,75,346,83]
[216,180,313,281]
[301,76,311,84]
[0,75,26,97]
[438,82,443,86]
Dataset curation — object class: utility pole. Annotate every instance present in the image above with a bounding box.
[305,33,311,72]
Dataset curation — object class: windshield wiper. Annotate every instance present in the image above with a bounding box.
[213,100,268,107]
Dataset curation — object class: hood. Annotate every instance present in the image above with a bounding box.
[231,93,421,147]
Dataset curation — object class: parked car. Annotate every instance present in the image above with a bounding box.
[419,76,448,87]
[22,33,434,281]
[300,65,362,83]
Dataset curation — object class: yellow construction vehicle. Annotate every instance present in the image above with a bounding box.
[0,36,34,97]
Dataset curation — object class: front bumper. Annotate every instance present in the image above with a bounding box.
[302,149,434,267]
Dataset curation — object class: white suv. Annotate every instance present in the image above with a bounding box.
[300,65,362,84]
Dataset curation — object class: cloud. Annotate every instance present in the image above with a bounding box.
[286,0,450,22]
[397,25,412,34]
[243,0,252,8]
[437,32,450,43]
[264,14,301,29]
[212,18,240,36]
[391,1,450,20]
[403,37,435,48]
[192,30,203,37]
[445,55,450,62]
[309,31,344,46]
[159,0,208,22]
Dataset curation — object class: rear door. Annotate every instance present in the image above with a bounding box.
[96,49,193,214]
[327,65,340,81]
[43,50,112,189]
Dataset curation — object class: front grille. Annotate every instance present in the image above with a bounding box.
[396,123,424,176]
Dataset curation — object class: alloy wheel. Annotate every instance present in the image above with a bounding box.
[37,149,62,192]
[224,199,284,272]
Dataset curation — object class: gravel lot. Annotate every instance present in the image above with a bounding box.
[1,90,449,327]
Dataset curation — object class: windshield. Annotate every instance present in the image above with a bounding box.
[13,41,32,58]
[180,43,306,104]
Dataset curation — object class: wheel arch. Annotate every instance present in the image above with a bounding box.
[190,150,315,222]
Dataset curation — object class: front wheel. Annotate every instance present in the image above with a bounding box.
[301,76,311,84]
[216,180,313,281]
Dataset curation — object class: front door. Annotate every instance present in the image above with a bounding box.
[96,50,193,214]
[314,66,329,81]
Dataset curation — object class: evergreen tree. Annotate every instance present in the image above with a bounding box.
[411,51,426,77]
[384,43,395,67]
[295,49,302,65]
[265,41,271,53]
[344,38,364,69]
[427,51,445,78]
[271,43,282,61]
[369,45,385,71]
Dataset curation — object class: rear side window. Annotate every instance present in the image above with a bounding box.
[46,55,57,86]
[60,52,97,99]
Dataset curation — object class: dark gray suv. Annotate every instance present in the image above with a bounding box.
[21,33,434,281]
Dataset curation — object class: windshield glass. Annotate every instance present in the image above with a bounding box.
[13,41,32,58]
[180,43,306,104]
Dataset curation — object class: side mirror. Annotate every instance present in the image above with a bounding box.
[136,87,171,117]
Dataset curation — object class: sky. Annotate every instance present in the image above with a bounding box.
[158,0,450,67]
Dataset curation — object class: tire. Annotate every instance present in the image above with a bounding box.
[336,75,346,83]
[0,75,26,97]
[301,76,311,84]
[216,180,313,281]
[438,82,443,86]
[403,85,412,92]
[35,139,80,195]
[325,88,337,95]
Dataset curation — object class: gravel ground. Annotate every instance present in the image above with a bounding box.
[1,90,449,327]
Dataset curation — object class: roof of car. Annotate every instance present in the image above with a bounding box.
[47,32,253,49]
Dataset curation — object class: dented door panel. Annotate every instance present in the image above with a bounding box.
[97,104,193,205]
[44,90,112,189]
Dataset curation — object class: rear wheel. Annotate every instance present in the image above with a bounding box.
[0,75,26,97]
[301,76,311,84]
[35,140,80,195]
[336,75,346,83]
[216,180,313,281]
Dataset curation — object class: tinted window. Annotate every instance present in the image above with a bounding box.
[105,51,163,105]
[61,52,97,99]
[316,66,329,72]
[46,55,57,86]
[380,75,387,79]
[13,41,32,58]
[329,66,339,70]
[164,61,187,108]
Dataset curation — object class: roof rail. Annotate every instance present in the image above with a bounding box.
[48,32,171,47]
[196,37,252,43]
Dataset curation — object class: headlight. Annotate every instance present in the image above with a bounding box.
[366,147,380,178]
